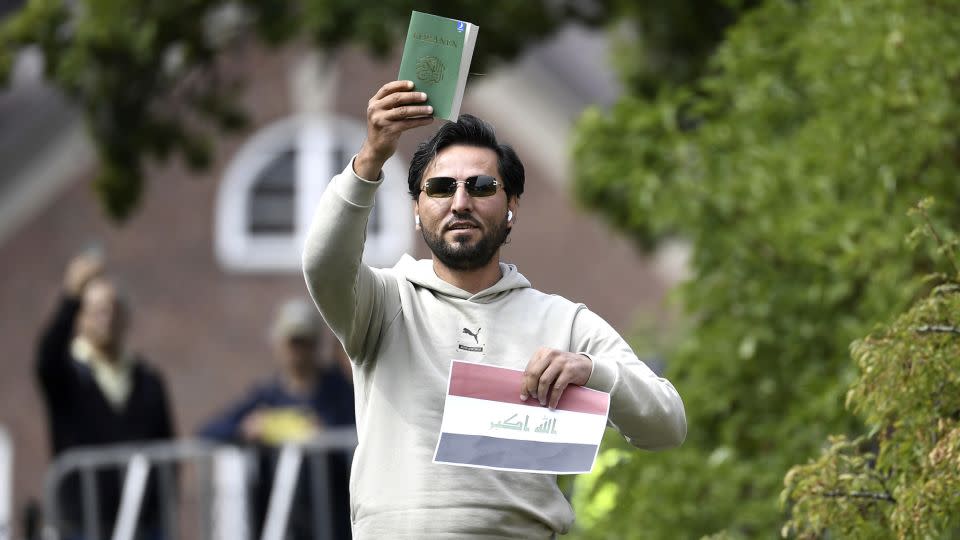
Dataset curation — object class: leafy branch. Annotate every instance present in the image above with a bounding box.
[909,198,960,279]
[818,490,896,504]
[914,325,960,335]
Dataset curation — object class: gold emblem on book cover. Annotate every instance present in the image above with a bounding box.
[416,56,445,84]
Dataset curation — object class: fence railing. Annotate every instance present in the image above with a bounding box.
[0,426,11,540]
[42,429,357,540]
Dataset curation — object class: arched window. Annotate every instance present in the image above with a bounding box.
[215,115,412,272]
[248,149,297,235]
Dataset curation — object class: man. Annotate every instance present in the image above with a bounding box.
[199,298,354,540]
[36,252,174,539]
[302,81,687,538]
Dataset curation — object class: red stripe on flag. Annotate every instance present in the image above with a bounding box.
[448,361,609,416]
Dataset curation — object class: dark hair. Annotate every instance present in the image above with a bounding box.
[407,114,525,200]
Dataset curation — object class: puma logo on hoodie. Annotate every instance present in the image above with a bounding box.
[462,327,481,344]
[459,327,483,352]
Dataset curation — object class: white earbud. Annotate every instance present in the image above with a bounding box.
[415,215,420,227]
[507,210,513,222]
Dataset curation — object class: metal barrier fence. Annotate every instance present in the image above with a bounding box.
[1,426,11,540]
[42,429,357,540]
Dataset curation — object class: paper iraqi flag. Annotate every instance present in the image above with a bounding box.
[433,360,611,474]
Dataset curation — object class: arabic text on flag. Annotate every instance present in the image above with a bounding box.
[433,360,610,474]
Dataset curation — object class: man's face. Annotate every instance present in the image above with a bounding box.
[79,279,127,352]
[275,334,317,375]
[415,145,516,271]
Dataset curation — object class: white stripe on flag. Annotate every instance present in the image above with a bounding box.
[439,395,607,445]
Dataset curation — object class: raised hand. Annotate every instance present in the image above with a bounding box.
[354,80,434,180]
[63,251,104,297]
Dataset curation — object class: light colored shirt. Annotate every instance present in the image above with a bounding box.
[71,336,133,409]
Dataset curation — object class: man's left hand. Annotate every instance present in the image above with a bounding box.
[520,348,592,409]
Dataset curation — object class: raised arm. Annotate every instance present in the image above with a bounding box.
[301,81,433,363]
[35,253,103,402]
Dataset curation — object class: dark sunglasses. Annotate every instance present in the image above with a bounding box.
[421,175,500,198]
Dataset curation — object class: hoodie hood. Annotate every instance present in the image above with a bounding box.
[395,255,531,304]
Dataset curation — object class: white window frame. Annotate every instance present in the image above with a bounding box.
[215,114,412,272]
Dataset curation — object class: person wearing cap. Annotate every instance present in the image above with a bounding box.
[198,298,355,540]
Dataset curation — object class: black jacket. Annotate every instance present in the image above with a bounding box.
[35,296,175,535]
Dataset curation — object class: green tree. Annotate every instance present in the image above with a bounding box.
[605,0,752,97]
[782,200,960,539]
[0,0,609,220]
[570,0,960,537]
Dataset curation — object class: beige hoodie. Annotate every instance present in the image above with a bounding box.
[303,161,686,539]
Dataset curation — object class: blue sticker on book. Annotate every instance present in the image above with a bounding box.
[456,21,465,32]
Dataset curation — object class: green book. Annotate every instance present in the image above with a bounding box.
[397,11,479,121]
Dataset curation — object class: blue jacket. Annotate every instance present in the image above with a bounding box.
[199,371,355,443]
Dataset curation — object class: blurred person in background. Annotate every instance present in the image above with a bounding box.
[198,298,355,540]
[35,251,175,540]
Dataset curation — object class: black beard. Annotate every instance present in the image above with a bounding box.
[421,213,509,271]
